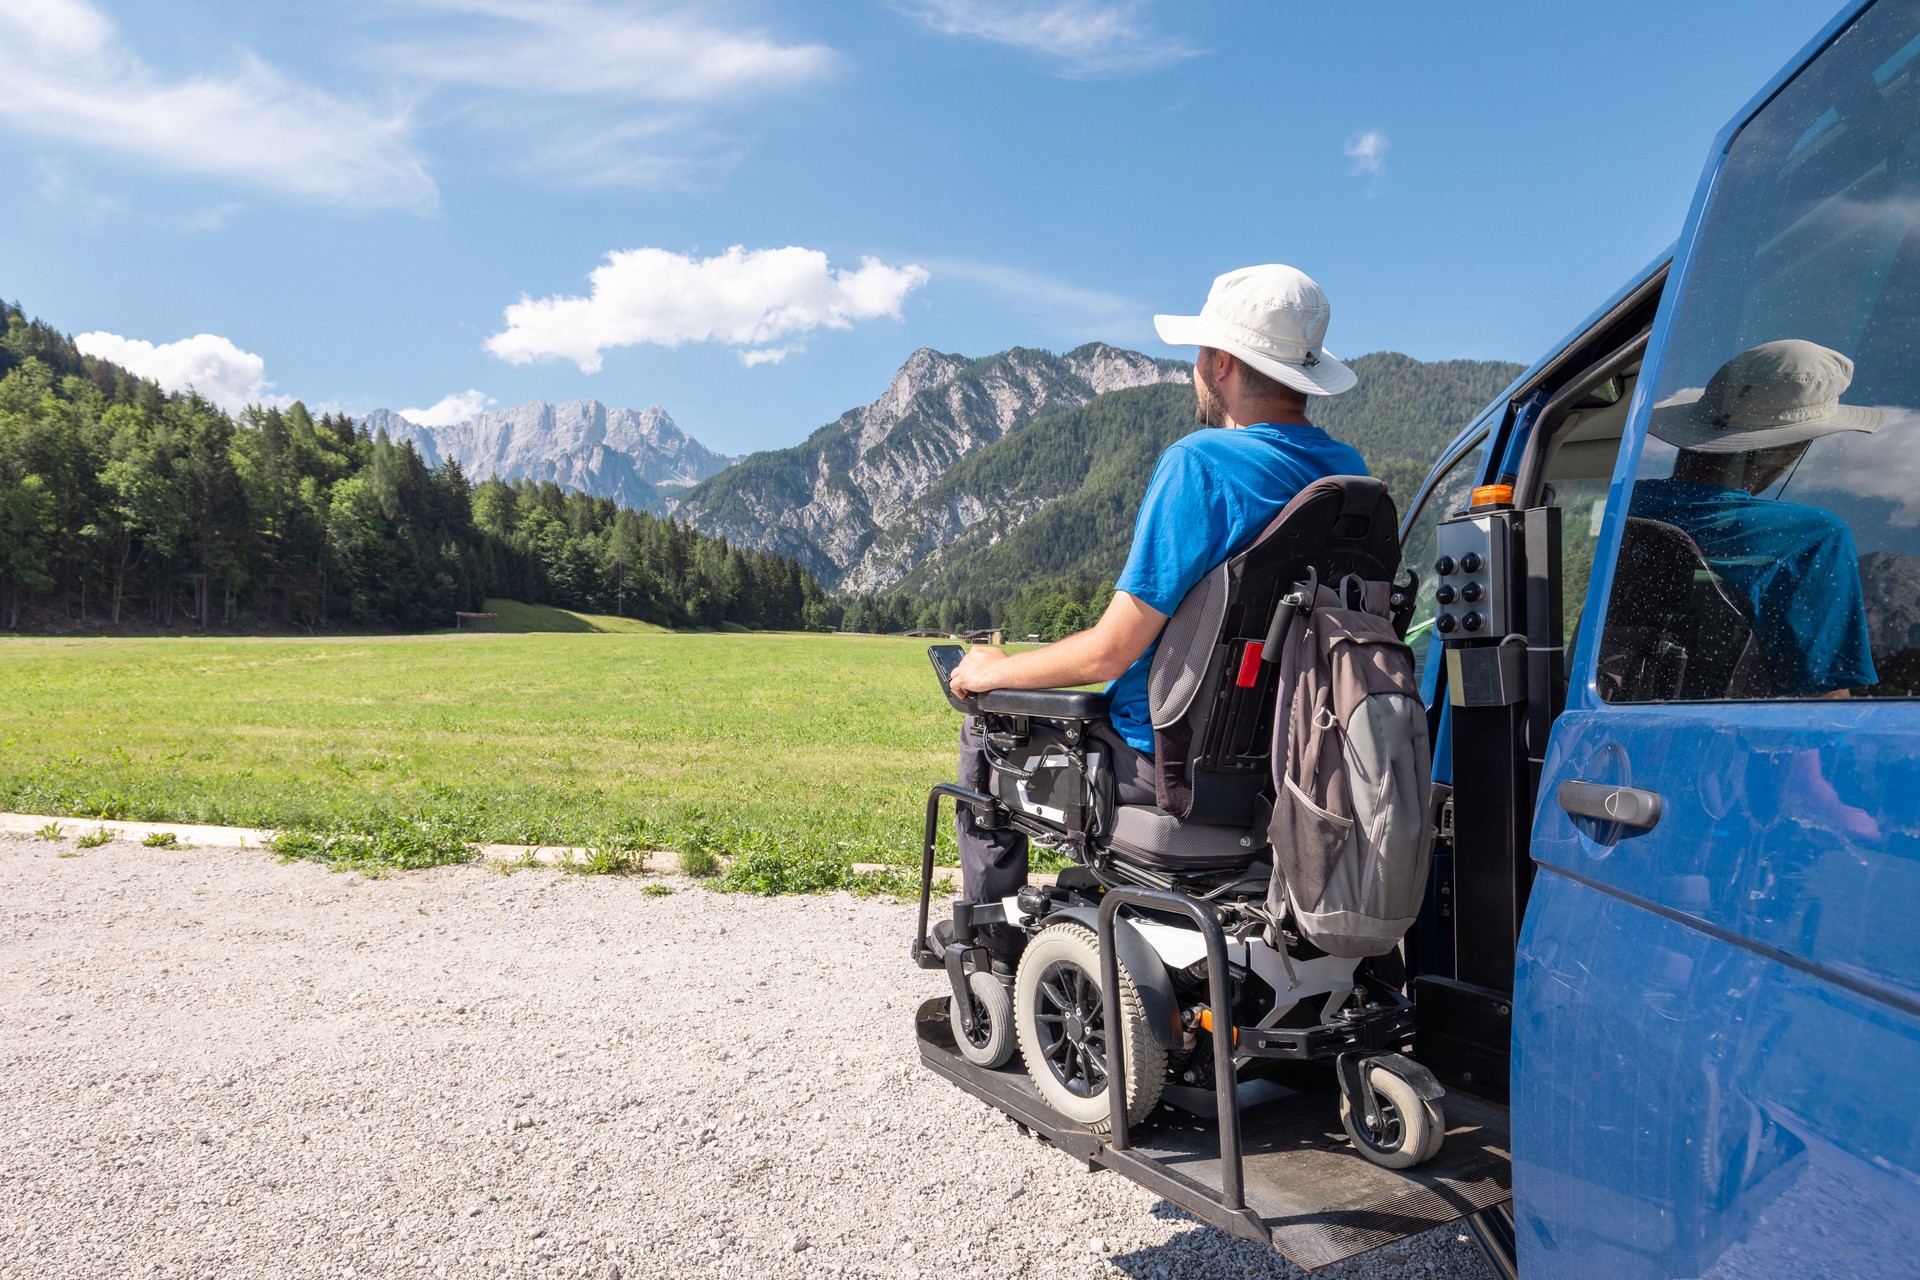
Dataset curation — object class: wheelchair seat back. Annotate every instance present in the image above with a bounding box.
[1146,475,1407,829]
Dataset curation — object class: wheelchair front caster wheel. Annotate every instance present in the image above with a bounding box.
[953,970,1015,1068]
[1340,1062,1446,1169]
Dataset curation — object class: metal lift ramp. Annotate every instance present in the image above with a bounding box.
[916,1002,1511,1270]
[912,887,1514,1272]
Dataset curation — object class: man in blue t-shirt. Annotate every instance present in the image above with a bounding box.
[944,265,1368,961]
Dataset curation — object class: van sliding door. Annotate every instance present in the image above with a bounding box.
[1520,2,1920,1275]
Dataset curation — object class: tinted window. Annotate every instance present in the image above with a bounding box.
[1549,476,1615,642]
[1401,436,1488,688]
[1600,1,1920,701]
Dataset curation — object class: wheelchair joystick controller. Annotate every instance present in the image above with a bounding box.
[928,644,979,714]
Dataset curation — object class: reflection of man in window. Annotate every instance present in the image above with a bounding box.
[1635,339,1884,696]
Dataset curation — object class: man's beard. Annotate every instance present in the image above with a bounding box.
[1195,363,1228,428]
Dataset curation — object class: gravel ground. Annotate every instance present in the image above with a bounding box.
[0,833,1495,1280]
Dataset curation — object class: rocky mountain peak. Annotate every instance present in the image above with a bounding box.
[672,342,1198,589]
[849,348,969,452]
[1064,342,1190,395]
[358,398,733,514]
[880,348,967,415]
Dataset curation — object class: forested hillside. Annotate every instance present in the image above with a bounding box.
[1312,352,1522,464]
[847,351,1523,638]
[0,300,830,633]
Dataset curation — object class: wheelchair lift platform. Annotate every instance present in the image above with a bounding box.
[916,997,1513,1272]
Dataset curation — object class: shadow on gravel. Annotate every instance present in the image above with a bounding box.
[1108,1203,1309,1280]
[1112,1199,1492,1280]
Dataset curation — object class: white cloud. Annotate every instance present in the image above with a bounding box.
[738,347,796,368]
[486,246,930,373]
[1346,128,1390,193]
[367,0,834,187]
[74,331,291,414]
[379,0,834,102]
[0,0,435,211]
[399,390,493,426]
[895,0,1195,76]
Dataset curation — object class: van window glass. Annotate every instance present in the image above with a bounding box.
[1401,436,1488,689]
[1549,477,1614,641]
[1599,1,1920,702]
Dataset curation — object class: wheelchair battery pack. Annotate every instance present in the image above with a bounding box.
[986,732,1099,834]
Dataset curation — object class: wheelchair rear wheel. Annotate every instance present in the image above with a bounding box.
[1013,921,1166,1132]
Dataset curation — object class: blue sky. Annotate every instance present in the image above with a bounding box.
[0,0,1852,456]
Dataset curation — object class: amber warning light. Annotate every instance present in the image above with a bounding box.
[1470,484,1514,509]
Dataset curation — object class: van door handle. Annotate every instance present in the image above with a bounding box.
[1557,780,1663,830]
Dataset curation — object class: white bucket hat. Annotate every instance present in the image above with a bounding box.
[1651,338,1882,453]
[1154,264,1357,397]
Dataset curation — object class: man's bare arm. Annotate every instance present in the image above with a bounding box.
[949,592,1167,697]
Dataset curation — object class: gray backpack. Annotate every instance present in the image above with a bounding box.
[1266,572,1433,958]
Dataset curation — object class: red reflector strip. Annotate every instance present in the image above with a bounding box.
[1235,642,1265,687]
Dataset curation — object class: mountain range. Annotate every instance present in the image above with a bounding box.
[359,400,733,514]
[670,343,1189,591]
[357,344,1524,601]
[672,346,1522,598]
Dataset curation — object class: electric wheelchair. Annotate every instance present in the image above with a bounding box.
[911,476,1448,1169]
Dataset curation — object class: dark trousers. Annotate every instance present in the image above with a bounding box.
[955,714,1155,957]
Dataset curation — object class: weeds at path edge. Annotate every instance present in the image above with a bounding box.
[269,817,475,875]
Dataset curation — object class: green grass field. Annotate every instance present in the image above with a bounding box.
[0,629,967,885]
[474,598,674,634]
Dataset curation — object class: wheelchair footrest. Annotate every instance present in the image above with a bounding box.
[1235,997,1417,1061]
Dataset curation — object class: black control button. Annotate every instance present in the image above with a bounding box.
[1435,556,1455,576]
[1461,582,1483,603]
[1460,552,1484,573]
[1462,611,1484,632]
[1436,614,1457,634]
[1435,584,1456,605]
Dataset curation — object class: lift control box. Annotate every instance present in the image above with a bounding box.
[1436,513,1526,709]
[1432,517,1511,640]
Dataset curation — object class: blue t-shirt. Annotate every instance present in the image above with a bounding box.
[1107,422,1369,752]
[1629,479,1877,695]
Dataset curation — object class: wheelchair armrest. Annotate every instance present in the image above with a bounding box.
[973,687,1111,720]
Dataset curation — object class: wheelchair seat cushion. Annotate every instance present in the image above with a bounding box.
[1106,804,1257,872]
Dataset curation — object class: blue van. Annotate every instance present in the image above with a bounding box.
[915,2,1920,1273]
[1396,0,1920,1271]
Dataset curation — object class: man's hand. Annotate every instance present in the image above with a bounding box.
[947,593,1167,698]
[950,646,1008,698]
